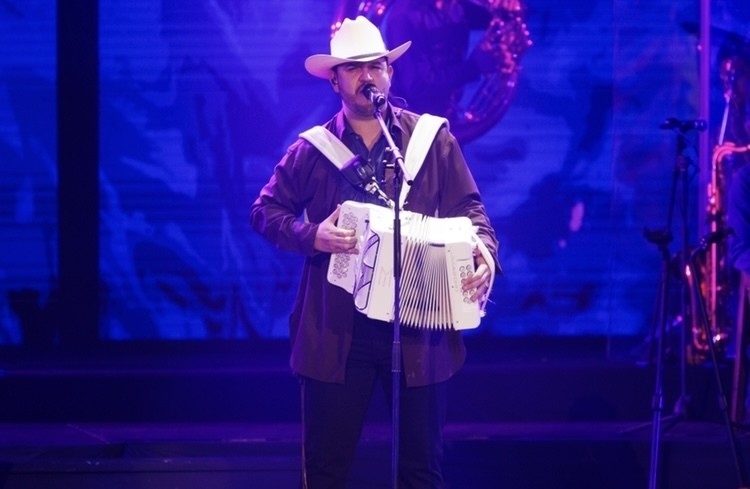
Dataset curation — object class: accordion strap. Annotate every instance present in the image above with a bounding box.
[299,114,447,208]
[399,113,448,209]
[298,126,355,170]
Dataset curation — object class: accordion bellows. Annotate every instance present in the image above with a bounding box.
[327,201,491,330]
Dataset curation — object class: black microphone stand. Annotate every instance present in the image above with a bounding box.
[371,101,413,489]
[634,123,695,489]
[642,214,675,489]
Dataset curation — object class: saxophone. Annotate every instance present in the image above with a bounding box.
[692,143,732,362]
[691,56,747,362]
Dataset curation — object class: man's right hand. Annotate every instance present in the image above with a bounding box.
[314,205,358,254]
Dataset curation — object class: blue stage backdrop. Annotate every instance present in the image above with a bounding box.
[1,0,749,343]
[0,1,57,344]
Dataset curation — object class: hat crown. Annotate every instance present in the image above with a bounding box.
[330,16,388,61]
[304,16,410,78]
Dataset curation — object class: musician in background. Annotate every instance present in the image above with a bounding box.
[729,157,750,424]
[380,0,521,119]
[717,35,750,423]
[726,44,750,274]
[380,0,484,117]
[250,16,499,489]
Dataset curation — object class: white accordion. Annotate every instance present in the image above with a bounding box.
[327,201,494,330]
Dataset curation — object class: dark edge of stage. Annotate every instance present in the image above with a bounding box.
[0,335,748,489]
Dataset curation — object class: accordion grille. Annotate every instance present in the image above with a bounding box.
[400,214,453,328]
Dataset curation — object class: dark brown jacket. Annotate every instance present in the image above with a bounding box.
[250,106,499,386]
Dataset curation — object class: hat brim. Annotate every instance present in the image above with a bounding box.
[304,41,412,79]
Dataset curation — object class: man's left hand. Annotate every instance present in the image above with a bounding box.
[462,252,491,303]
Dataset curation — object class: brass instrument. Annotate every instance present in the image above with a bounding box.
[691,144,732,362]
[338,0,531,143]
[690,57,748,362]
[455,0,532,141]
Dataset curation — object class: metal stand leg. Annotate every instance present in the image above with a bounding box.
[647,235,673,489]
[690,237,749,489]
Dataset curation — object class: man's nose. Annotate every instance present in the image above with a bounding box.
[358,67,374,80]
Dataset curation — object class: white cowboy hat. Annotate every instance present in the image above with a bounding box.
[304,16,411,79]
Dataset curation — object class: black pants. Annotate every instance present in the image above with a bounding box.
[300,316,447,489]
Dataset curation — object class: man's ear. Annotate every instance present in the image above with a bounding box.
[330,75,339,92]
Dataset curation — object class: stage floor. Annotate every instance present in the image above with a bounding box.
[0,337,748,488]
[0,420,748,489]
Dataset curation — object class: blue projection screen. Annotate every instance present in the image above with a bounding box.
[0,2,57,345]
[94,0,744,341]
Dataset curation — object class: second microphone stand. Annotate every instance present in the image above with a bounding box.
[638,123,695,489]
[372,102,413,489]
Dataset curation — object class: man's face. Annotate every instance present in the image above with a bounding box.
[330,58,393,118]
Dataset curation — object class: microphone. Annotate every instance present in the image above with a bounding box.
[659,117,707,132]
[363,84,386,107]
